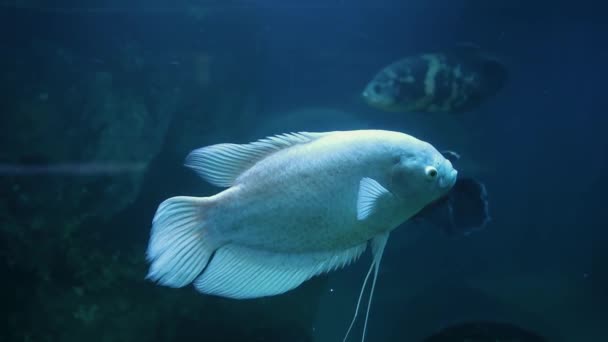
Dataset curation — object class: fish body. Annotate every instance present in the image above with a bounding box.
[145,129,457,341]
[210,130,452,253]
[362,45,508,113]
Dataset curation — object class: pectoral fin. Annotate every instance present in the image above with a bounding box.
[357,177,393,221]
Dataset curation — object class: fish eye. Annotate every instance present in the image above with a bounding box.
[425,166,438,179]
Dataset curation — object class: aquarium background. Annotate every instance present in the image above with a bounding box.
[1,0,605,341]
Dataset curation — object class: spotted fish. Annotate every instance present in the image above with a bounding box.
[362,44,508,113]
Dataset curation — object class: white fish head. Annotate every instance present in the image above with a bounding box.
[390,139,458,208]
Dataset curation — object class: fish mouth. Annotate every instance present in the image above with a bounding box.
[449,169,458,187]
[362,95,380,108]
[361,90,376,104]
[440,169,458,189]
[361,92,394,109]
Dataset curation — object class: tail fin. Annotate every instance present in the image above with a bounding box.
[145,196,216,288]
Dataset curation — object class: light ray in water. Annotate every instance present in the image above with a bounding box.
[0,162,147,176]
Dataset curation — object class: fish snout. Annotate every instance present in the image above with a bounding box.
[439,160,458,189]
[449,169,458,186]
[361,90,380,107]
[362,88,393,108]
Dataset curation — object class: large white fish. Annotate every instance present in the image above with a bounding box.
[145,129,457,341]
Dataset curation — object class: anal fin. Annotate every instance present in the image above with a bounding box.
[194,242,368,299]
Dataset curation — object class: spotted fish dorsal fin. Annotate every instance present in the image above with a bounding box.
[185,132,329,187]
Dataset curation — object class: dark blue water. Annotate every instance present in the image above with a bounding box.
[1,1,605,341]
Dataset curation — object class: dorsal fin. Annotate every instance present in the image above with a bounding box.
[185,132,328,187]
